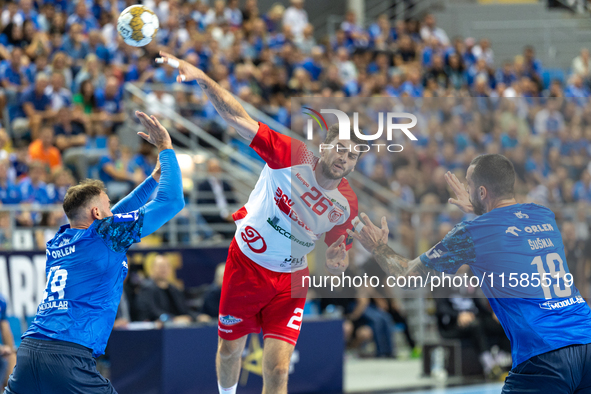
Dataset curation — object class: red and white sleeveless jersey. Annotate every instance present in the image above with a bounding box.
[231,122,358,273]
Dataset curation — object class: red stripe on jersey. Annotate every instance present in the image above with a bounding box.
[232,206,248,221]
[250,122,312,169]
[324,178,358,251]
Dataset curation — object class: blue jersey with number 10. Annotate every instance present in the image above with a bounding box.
[420,203,591,368]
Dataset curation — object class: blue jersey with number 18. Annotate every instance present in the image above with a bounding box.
[23,208,145,357]
[420,203,591,368]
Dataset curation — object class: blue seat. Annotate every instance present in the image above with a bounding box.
[542,68,566,90]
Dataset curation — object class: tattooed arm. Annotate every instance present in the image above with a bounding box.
[156,51,259,143]
[347,213,440,289]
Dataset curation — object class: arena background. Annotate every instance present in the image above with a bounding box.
[1,0,591,392]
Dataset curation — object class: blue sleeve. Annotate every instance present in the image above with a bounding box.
[111,175,157,214]
[0,296,6,320]
[95,207,145,253]
[140,149,184,237]
[419,222,476,274]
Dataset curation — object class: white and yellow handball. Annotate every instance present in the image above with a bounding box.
[117,5,159,47]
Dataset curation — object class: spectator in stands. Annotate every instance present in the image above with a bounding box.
[73,54,106,93]
[0,293,16,388]
[198,262,226,321]
[18,160,50,204]
[47,167,72,203]
[197,157,237,238]
[473,38,494,66]
[565,73,591,106]
[523,45,542,85]
[66,1,98,33]
[573,169,591,202]
[420,14,449,46]
[28,124,61,170]
[98,135,135,199]
[1,47,28,105]
[135,254,194,324]
[368,14,396,50]
[572,48,591,83]
[46,52,72,91]
[53,106,87,152]
[14,72,53,139]
[45,72,71,111]
[95,76,126,132]
[0,159,20,204]
[61,23,90,67]
[534,100,565,135]
[434,269,511,377]
[282,0,308,40]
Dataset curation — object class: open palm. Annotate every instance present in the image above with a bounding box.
[444,171,474,213]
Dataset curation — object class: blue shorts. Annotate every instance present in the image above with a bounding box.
[3,338,117,394]
[502,343,591,394]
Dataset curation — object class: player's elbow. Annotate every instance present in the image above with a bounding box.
[170,194,185,214]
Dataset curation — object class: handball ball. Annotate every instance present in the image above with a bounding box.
[117,5,159,47]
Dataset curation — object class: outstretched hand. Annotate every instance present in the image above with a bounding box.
[155,51,204,83]
[444,171,474,214]
[326,234,347,273]
[346,213,389,253]
[135,111,173,151]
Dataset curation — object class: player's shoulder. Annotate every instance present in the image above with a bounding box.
[337,177,358,204]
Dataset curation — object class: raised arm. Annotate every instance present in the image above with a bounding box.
[111,160,160,214]
[155,51,259,143]
[347,213,439,289]
[135,112,184,237]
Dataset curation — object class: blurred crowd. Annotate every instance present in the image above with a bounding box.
[0,0,585,255]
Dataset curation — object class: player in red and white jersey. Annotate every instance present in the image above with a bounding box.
[157,52,362,394]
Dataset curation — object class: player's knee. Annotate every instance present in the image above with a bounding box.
[217,339,243,360]
[263,363,290,382]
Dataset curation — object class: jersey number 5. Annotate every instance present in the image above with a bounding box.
[42,268,69,303]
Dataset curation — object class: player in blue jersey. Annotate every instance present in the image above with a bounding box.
[3,111,185,394]
[0,294,16,388]
[349,154,591,394]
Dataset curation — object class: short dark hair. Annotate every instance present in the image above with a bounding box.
[469,154,515,199]
[324,123,366,159]
[63,179,106,221]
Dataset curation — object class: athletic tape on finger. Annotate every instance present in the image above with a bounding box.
[354,220,365,234]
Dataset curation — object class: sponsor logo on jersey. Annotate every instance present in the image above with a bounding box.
[267,217,315,248]
[58,238,71,247]
[274,187,313,232]
[218,326,233,333]
[539,296,585,310]
[47,245,76,259]
[329,198,348,212]
[524,224,554,234]
[528,237,554,251]
[328,208,344,223]
[114,210,139,223]
[426,243,448,259]
[241,226,267,253]
[295,173,310,188]
[281,255,306,268]
[505,226,521,236]
[38,300,69,312]
[219,315,242,326]
[122,260,128,269]
[514,211,529,219]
